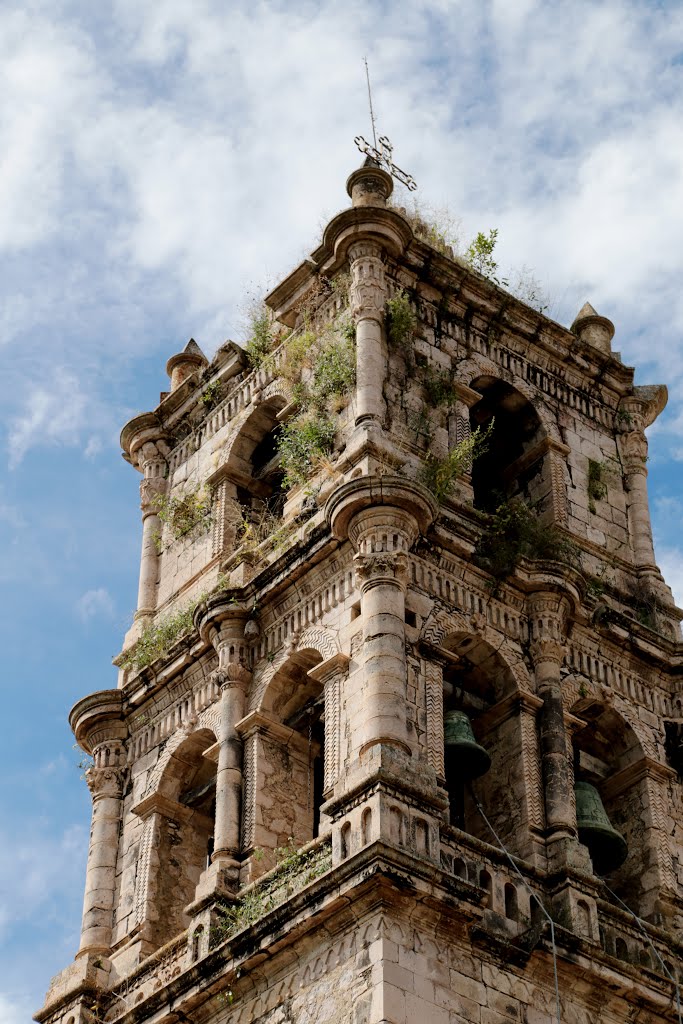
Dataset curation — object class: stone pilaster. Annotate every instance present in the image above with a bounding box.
[308,652,350,795]
[349,240,388,427]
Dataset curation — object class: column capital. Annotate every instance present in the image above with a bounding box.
[212,663,252,689]
[618,429,649,478]
[354,550,409,592]
[349,243,386,322]
[85,765,126,800]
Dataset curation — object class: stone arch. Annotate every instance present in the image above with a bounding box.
[420,603,532,695]
[137,726,218,950]
[296,626,340,662]
[567,693,668,913]
[562,674,656,758]
[426,618,539,859]
[143,703,220,798]
[454,356,562,446]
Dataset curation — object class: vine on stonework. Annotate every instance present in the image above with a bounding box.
[473,499,581,585]
[211,839,332,947]
[153,487,212,541]
[418,424,492,503]
[120,573,231,671]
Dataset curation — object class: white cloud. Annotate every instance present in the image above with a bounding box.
[76,587,115,622]
[0,992,34,1024]
[657,547,683,609]
[0,823,87,940]
[7,370,89,468]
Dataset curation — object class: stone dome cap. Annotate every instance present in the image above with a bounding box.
[165,338,208,392]
[571,302,615,355]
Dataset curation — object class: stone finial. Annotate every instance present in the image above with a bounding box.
[165,338,208,392]
[346,160,394,208]
[570,302,615,355]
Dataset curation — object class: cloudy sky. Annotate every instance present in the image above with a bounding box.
[3,1,683,1019]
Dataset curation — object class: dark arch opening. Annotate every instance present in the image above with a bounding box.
[469,376,544,512]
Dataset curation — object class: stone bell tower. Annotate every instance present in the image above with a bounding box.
[37,159,683,1024]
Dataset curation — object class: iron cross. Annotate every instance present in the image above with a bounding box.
[354,134,418,192]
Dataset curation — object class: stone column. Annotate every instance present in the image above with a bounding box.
[327,479,437,761]
[196,599,252,887]
[79,758,126,956]
[349,240,388,426]
[352,513,412,756]
[213,665,251,864]
[618,427,657,571]
[136,440,169,618]
[528,593,575,845]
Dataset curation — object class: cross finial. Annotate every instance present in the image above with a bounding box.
[355,59,417,191]
[354,134,417,191]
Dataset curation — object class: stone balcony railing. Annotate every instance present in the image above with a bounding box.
[439,825,682,993]
[103,836,333,1020]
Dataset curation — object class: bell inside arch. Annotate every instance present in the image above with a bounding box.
[575,781,628,875]
[444,710,491,780]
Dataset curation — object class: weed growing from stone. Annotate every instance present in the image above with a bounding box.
[474,499,581,584]
[212,839,332,947]
[418,424,492,502]
[386,291,417,349]
[200,380,222,409]
[277,416,336,488]
[245,304,276,369]
[153,488,212,541]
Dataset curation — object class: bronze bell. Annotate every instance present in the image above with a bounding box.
[444,710,491,780]
[575,781,628,875]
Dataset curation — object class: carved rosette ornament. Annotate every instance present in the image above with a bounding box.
[349,241,386,323]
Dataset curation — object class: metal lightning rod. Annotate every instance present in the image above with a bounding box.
[363,56,378,150]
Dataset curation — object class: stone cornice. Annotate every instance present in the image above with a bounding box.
[70,689,127,752]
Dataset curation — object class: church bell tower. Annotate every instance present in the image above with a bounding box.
[36,157,683,1024]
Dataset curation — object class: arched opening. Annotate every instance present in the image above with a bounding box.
[150,728,217,948]
[440,632,530,857]
[571,698,651,912]
[225,398,289,538]
[504,883,519,921]
[469,376,546,513]
[247,650,326,875]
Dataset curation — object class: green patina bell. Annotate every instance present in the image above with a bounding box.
[575,780,628,875]
[444,710,491,780]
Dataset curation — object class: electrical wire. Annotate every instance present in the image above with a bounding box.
[469,787,562,1024]
[603,882,682,1024]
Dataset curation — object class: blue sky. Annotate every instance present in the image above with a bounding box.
[3,2,683,1020]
